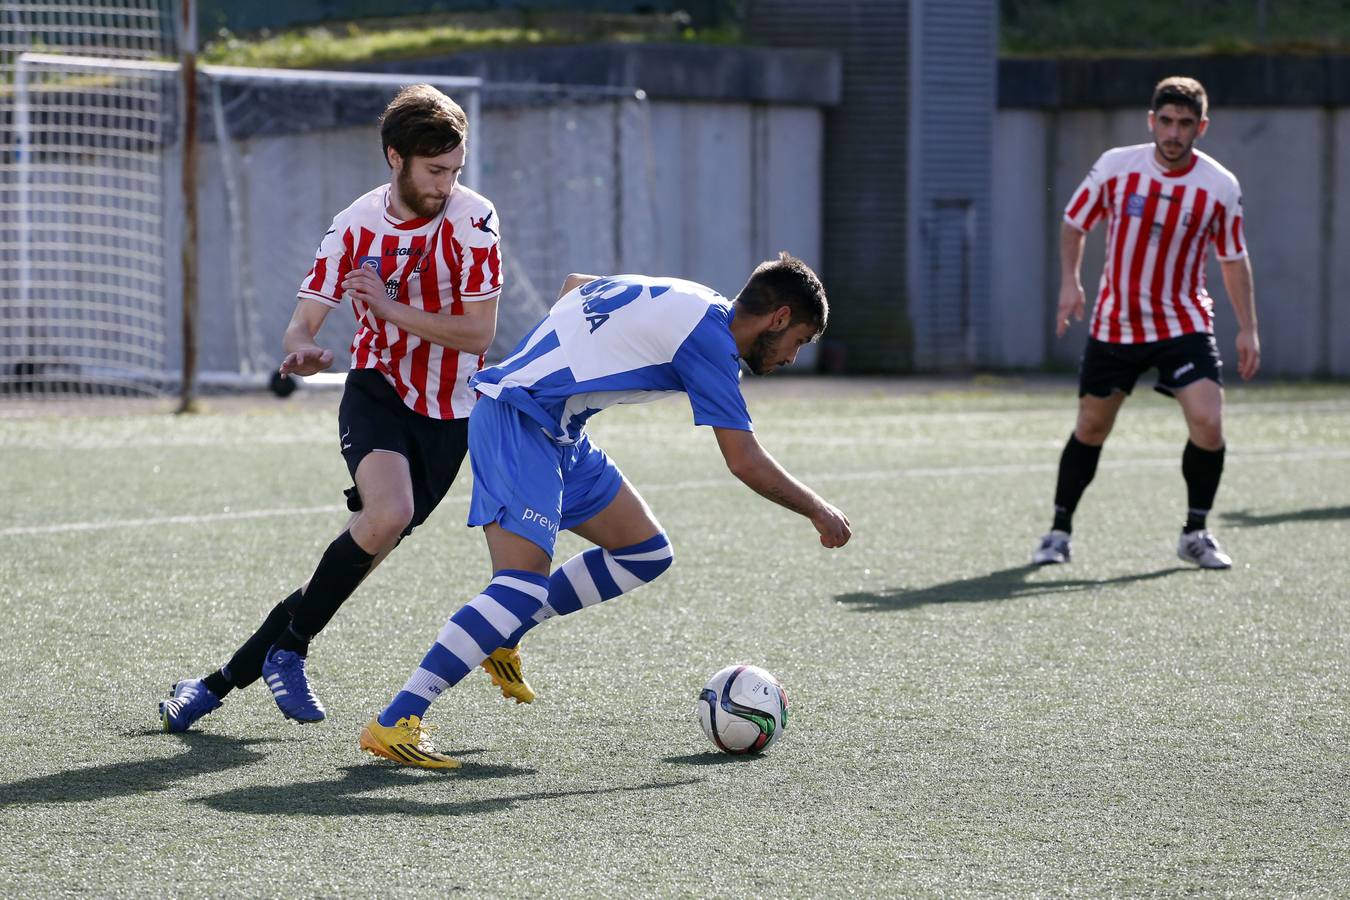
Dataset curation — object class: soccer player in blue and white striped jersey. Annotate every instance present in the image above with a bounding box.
[357,252,852,767]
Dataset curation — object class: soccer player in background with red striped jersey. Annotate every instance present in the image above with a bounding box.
[1032,76,1260,570]
[160,84,518,732]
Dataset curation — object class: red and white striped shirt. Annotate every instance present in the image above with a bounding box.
[1065,144,1247,344]
[298,183,502,419]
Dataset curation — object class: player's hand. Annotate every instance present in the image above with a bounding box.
[811,502,852,549]
[341,265,387,311]
[1235,328,1261,381]
[279,346,333,377]
[1056,282,1085,338]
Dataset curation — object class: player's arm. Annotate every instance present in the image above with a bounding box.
[1219,256,1260,380]
[559,273,600,299]
[340,267,497,356]
[279,298,335,376]
[1056,222,1088,338]
[713,427,851,549]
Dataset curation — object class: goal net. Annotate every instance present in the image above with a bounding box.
[0,1,177,397]
[2,42,655,398]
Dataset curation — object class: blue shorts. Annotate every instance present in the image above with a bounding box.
[466,395,625,556]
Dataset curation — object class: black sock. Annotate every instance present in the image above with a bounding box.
[1182,440,1225,532]
[1051,434,1103,533]
[273,530,377,654]
[202,669,233,698]
[213,591,300,689]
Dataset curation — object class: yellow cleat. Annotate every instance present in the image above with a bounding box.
[481,646,535,704]
[358,715,461,769]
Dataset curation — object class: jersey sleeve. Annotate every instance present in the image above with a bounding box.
[455,202,503,303]
[1063,152,1111,233]
[671,307,753,432]
[1209,180,1248,261]
[296,216,353,308]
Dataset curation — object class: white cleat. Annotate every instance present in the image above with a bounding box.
[1177,529,1232,569]
[1032,529,1072,565]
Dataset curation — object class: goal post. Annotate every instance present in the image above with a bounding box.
[4,50,655,400]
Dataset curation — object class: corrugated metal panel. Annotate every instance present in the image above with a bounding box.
[911,0,997,370]
[748,0,996,373]
[745,0,911,372]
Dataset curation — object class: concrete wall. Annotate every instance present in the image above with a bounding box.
[992,107,1349,376]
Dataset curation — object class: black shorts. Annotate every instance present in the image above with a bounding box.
[337,369,469,536]
[1078,333,1223,399]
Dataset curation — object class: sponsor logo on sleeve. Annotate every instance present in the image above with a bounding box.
[470,210,498,237]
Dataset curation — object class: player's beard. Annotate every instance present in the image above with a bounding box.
[1155,135,1194,165]
[744,327,788,375]
[396,167,448,219]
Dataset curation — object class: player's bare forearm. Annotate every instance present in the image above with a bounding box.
[367,294,496,356]
[1220,255,1260,380]
[1219,256,1257,332]
[341,267,496,355]
[1060,222,1087,288]
[1056,224,1088,337]
[713,427,851,548]
[279,299,335,376]
[559,273,600,299]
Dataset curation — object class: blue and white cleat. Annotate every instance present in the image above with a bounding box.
[1032,529,1072,565]
[261,648,327,723]
[159,678,222,733]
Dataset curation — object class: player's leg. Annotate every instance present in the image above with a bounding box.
[1033,338,1136,565]
[359,524,550,768]
[1165,336,1231,568]
[163,371,408,732]
[360,398,554,765]
[477,478,675,704]
[478,434,673,702]
[258,451,413,723]
[502,478,672,648]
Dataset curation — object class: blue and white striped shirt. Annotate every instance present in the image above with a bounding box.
[471,275,753,444]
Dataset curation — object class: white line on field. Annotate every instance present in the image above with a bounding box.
[4,446,1347,538]
[2,399,1347,451]
[0,504,347,537]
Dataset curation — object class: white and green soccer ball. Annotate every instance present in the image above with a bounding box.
[696,664,788,754]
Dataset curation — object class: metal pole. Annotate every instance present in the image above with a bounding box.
[177,0,199,412]
[14,56,34,383]
[466,84,482,189]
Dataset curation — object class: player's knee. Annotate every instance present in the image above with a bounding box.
[1075,421,1112,445]
[1190,419,1224,449]
[613,531,674,585]
[357,497,415,547]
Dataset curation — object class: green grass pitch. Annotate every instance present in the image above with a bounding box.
[0,378,1346,896]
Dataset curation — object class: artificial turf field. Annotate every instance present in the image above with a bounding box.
[0,377,1346,896]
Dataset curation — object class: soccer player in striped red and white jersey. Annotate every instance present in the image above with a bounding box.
[1032,76,1260,570]
[161,84,506,733]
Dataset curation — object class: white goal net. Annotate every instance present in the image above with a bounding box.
[2,11,656,398]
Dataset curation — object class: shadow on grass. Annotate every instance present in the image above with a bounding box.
[0,732,276,807]
[836,564,1191,612]
[662,752,763,767]
[195,765,702,817]
[1221,505,1350,527]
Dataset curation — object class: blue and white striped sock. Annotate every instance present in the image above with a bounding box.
[504,532,675,647]
[378,569,549,726]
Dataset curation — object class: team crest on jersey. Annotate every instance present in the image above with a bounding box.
[1126,194,1147,217]
[357,255,381,272]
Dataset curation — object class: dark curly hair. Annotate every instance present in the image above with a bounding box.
[734,252,829,335]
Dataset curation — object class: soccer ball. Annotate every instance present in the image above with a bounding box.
[696,664,788,754]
